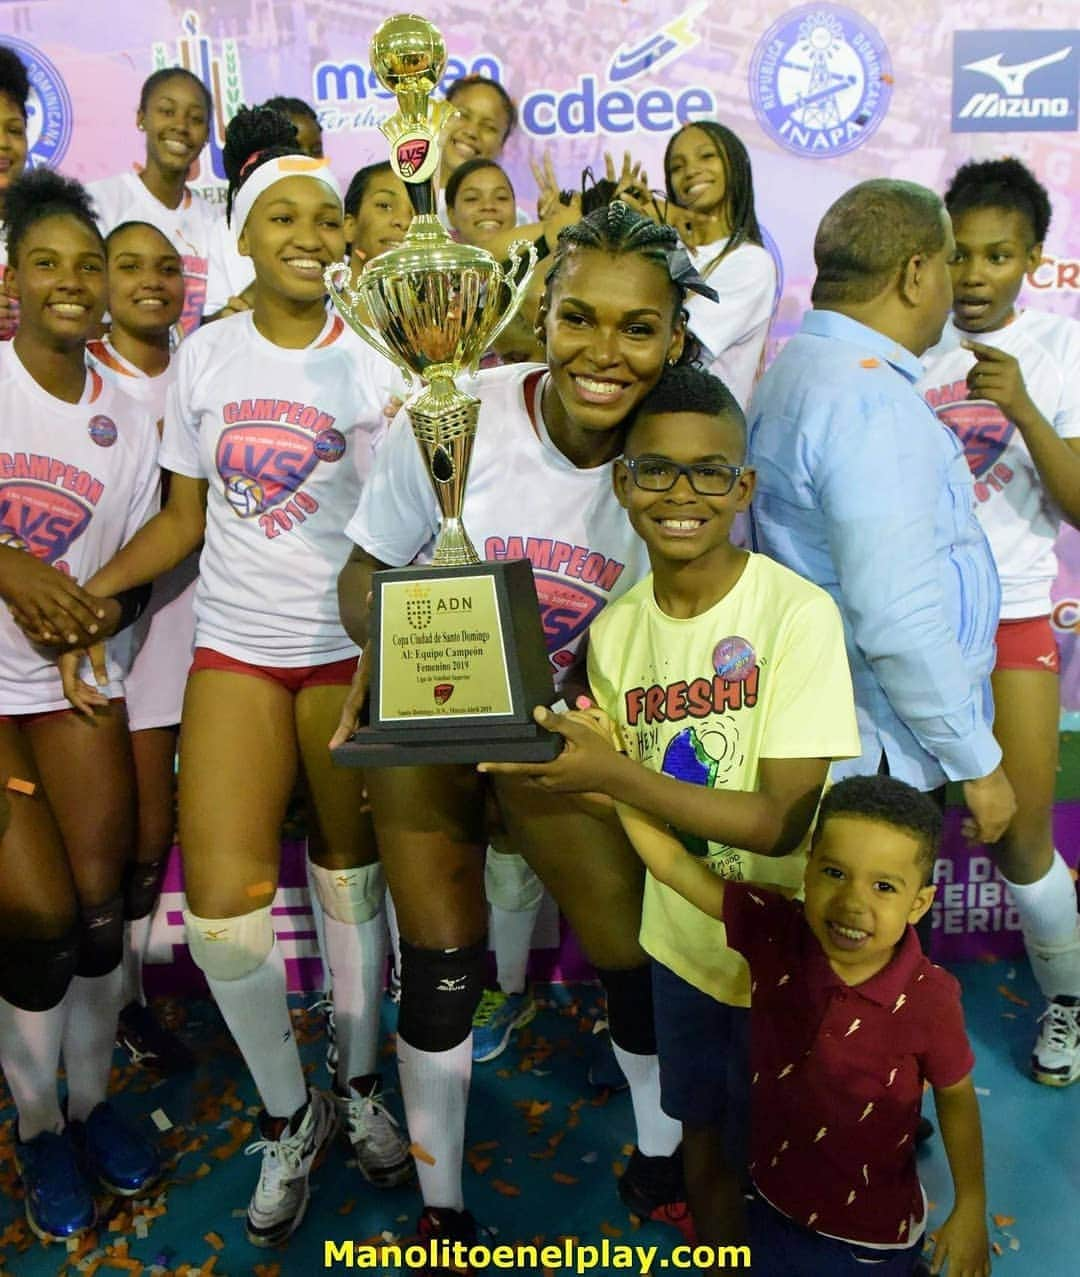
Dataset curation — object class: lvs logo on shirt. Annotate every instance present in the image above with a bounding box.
[952,31,1078,131]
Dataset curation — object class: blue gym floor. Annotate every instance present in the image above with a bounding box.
[0,963,1075,1276]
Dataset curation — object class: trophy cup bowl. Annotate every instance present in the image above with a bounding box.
[327,14,558,768]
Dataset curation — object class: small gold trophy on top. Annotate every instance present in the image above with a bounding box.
[326,13,559,767]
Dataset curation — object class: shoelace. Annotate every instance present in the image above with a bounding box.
[1038,1002,1080,1053]
[344,1090,403,1156]
[245,1126,307,1192]
[473,990,506,1027]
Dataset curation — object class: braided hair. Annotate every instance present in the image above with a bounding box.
[222,105,300,225]
[944,157,1052,246]
[5,168,103,265]
[664,122,763,273]
[0,45,29,118]
[542,202,702,366]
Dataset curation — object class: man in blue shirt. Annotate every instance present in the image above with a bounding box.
[749,179,1015,848]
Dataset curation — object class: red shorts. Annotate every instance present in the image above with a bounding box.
[189,647,359,695]
[0,698,125,726]
[994,616,1061,674]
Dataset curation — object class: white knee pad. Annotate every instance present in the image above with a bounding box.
[308,860,385,924]
[184,905,274,981]
[485,846,544,913]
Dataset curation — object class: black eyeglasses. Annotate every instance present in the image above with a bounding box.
[622,455,744,496]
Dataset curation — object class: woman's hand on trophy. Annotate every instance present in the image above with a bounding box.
[383,394,404,421]
[329,648,371,749]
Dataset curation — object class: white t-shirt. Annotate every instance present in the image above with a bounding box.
[684,236,776,411]
[345,363,651,683]
[204,215,256,318]
[160,310,396,666]
[919,311,1080,618]
[88,172,218,335]
[0,345,160,713]
[87,338,196,730]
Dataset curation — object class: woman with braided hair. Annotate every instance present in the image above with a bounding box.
[334,202,714,1271]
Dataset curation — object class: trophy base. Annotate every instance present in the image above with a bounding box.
[334,558,561,771]
[333,718,560,768]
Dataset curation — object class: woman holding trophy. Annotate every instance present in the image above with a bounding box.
[335,188,718,1263]
[61,106,413,1248]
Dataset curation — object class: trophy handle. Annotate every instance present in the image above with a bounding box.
[323,260,410,376]
[479,239,539,363]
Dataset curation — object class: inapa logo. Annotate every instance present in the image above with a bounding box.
[749,5,892,157]
[953,31,1078,132]
[2,36,72,170]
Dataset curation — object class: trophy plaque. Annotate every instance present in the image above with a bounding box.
[327,13,559,766]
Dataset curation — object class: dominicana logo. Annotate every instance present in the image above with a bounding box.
[152,11,245,189]
[2,36,72,170]
[749,5,893,157]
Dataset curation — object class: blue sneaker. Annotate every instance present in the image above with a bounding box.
[15,1129,96,1242]
[471,987,537,1063]
[69,1101,160,1196]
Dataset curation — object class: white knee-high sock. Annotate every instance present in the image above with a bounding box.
[612,1044,682,1157]
[322,911,387,1086]
[397,1035,470,1211]
[386,893,402,987]
[0,996,66,1141]
[122,916,153,1007]
[1005,851,1080,999]
[490,902,541,996]
[305,851,331,995]
[61,966,125,1122]
[206,943,308,1118]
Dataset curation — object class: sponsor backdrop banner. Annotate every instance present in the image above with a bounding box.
[3,1,1077,973]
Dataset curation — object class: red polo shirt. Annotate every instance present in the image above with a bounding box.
[723,884,974,1247]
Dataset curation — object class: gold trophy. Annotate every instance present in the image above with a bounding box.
[326,13,559,767]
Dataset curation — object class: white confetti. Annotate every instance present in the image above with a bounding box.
[150,1107,173,1132]
[975,1087,991,1096]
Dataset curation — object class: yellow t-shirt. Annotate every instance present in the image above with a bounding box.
[587,553,860,1006]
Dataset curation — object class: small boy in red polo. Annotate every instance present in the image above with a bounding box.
[608,772,990,1276]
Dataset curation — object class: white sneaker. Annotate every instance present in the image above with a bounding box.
[1031,996,1080,1086]
[244,1090,338,1247]
[333,1075,414,1188]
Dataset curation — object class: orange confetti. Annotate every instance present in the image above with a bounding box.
[338,1198,356,1215]
[612,1160,624,1177]
[992,1242,1004,1257]
[5,776,35,795]
[600,1221,623,1237]
[254,1266,282,1277]
[200,1259,219,1275]
[203,1232,225,1251]
[491,1178,521,1197]
[552,1172,579,1185]
[468,1140,500,1153]
[621,1143,635,1157]
[881,74,895,84]
[993,1214,1016,1228]
[859,358,880,368]
[997,984,1030,1007]
[468,1156,493,1175]
[410,1142,437,1166]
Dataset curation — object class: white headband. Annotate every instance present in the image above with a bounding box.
[232,154,343,239]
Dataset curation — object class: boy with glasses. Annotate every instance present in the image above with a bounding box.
[481,366,860,1250]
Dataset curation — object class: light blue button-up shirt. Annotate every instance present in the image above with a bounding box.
[748,309,1001,790]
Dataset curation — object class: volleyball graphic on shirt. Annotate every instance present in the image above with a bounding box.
[533,571,607,662]
[933,398,1015,479]
[0,481,94,564]
[216,423,324,518]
